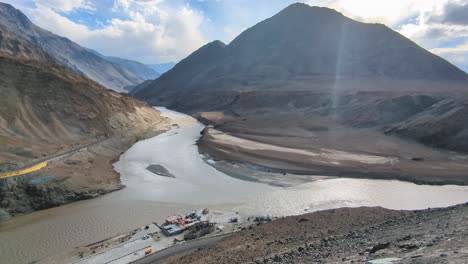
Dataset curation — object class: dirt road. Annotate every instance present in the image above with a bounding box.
[0,138,107,179]
[132,235,230,264]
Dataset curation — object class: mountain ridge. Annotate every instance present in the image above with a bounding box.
[0,3,154,92]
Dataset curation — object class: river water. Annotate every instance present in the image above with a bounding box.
[1,108,468,264]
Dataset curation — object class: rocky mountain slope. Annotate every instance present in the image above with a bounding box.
[0,3,153,92]
[0,55,150,144]
[164,204,468,264]
[133,3,468,180]
[384,98,468,152]
[0,54,169,219]
[0,25,55,64]
[133,3,468,105]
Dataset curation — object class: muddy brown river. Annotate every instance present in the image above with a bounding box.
[1,108,468,264]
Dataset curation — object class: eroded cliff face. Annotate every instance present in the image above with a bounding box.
[0,56,170,219]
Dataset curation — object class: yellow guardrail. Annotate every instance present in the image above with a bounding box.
[0,161,48,179]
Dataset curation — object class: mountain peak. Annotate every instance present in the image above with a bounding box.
[0,2,20,14]
[190,40,226,58]
[279,2,344,19]
[281,2,310,11]
[0,2,35,31]
[206,40,227,48]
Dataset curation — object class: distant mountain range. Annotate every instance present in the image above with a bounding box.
[0,3,158,92]
[86,49,161,81]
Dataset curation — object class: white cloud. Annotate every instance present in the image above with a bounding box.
[24,0,207,63]
[399,23,468,48]
[432,42,468,67]
[28,4,91,35]
[325,0,443,26]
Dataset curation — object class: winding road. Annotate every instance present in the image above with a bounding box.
[0,138,107,179]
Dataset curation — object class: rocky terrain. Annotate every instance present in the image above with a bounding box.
[133,3,468,184]
[0,54,169,220]
[164,203,468,264]
[0,3,157,92]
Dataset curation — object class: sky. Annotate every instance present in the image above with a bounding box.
[3,0,468,72]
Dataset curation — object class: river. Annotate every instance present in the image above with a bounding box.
[1,108,468,264]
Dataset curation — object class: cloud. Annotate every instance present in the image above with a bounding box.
[428,1,468,25]
[399,23,468,48]
[324,0,422,27]
[431,42,468,71]
[21,0,207,63]
[432,43,468,63]
[28,4,91,35]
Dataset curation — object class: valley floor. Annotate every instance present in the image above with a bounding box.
[162,203,468,264]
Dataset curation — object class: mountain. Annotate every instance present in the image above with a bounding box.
[0,55,154,144]
[146,62,176,74]
[87,49,160,81]
[0,25,56,64]
[133,3,468,106]
[0,53,168,217]
[132,3,468,184]
[0,3,151,92]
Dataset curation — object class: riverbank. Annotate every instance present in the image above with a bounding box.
[198,120,468,186]
[0,107,171,220]
[163,203,468,264]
